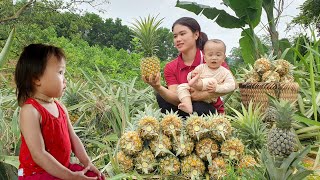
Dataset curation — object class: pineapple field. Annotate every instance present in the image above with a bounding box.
[1,0,320,179]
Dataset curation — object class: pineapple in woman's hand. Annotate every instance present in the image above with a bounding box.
[131,15,163,79]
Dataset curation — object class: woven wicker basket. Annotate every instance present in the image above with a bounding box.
[239,82,300,111]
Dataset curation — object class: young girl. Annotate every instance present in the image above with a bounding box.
[143,17,232,117]
[15,44,104,180]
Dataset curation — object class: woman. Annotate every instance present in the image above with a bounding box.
[143,17,230,117]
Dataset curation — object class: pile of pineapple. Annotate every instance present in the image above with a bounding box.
[115,107,257,179]
[244,58,294,83]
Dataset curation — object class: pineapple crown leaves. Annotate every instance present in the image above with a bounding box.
[268,96,296,128]
[132,104,162,125]
[261,145,313,180]
[130,14,164,57]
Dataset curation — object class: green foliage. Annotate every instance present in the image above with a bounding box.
[292,0,320,29]
[130,14,164,57]
[0,28,15,68]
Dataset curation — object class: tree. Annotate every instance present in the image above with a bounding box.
[292,0,320,35]
[156,27,178,61]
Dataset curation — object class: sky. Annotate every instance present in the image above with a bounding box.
[80,0,305,55]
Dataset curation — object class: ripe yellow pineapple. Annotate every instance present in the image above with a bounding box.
[119,131,143,156]
[254,58,271,75]
[238,155,257,169]
[172,130,194,157]
[185,114,208,140]
[208,157,227,180]
[149,133,173,157]
[134,105,161,140]
[161,110,183,140]
[244,69,261,83]
[158,155,181,175]
[273,59,291,76]
[116,151,134,172]
[195,138,219,161]
[181,154,205,179]
[220,138,245,161]
[207,114,232,142]
[131,15,163,79]
[280,74,295,83]
[134,148,156,174]
[262,70,280,83]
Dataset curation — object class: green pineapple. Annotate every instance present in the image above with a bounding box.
[131,15,163,78]
[267,99,297,157]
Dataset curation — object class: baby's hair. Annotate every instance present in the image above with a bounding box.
[205,39,226,54]
[15,44,66,106]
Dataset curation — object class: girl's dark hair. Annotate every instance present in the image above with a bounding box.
[172,17,208,50]
[15,44,65,106]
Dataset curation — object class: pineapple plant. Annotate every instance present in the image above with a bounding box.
[134,148,156,174]
[263,106,278,128]
[158,155,181,175]
[208,157,227,180]
[119,131,143,156]
[181,154,206,179]
[185,114,208,140]
[133,104,161,140]
[161,110,183,140]
[172,130,194,157]
[206,113,232,142]
[195,138,219,161]
[116,151,134,172]
[220,138,245,161]
[267,99,297,157]
[254,58,271,75]
[149,133,173,157]
[131,15,163,79]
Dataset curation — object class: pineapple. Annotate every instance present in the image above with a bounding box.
[263,106,278,128]
[149,133,173,157]
[207,114,232,142]
[116,151,134,172]
[158,155,181,175]
[254,58,271,75]
[131,15,163,78]
[267,99,297,157]
[262,70,280,83]
[220,138,245,161]
[181,154,205,179]
[161,110,183,140]
[195,138,219,161]
[134,148,156,174]
[185,114,208,140]
[208,157,227,180]
[243,65,261,83]
[238,155,257,169]
[119,131,143,156]
[280,74,295,83]
[273,59,291,76]
[134,105,161,140]
[172,130,194,157]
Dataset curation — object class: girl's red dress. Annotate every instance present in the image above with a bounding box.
[18,98,101,179]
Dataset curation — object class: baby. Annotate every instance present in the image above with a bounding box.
[177,39,236,114]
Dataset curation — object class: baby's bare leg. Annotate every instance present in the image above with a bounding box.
[178,96,193,114]
[188,74,203,90]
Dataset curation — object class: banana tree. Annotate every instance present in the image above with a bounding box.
[0,28,15,68]
[176,0,291,64]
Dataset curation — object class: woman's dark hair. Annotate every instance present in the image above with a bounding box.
[172,17,208,50]
[15,44,66,106]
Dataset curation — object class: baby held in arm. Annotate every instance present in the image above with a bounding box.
[177,39,236,114]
